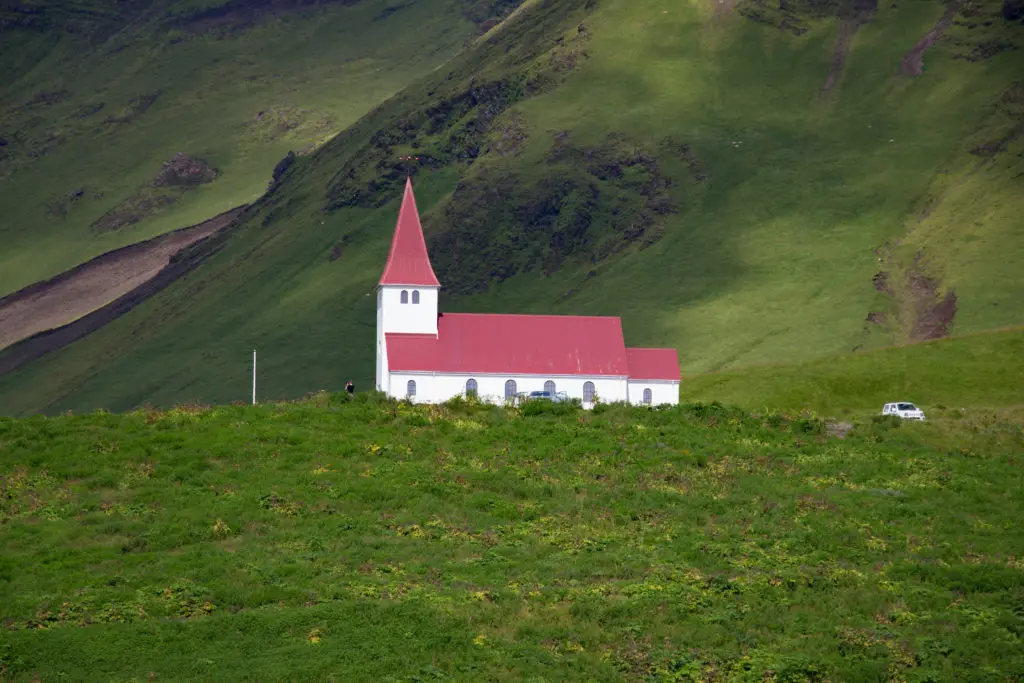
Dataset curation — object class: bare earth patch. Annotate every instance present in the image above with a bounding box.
[866,256,958,343]
[0,207,244,351]
[900,0,966,76]
[822,0,877,94]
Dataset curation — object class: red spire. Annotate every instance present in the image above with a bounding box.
[379,177,441,287]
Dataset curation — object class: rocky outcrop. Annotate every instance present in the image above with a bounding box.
[153,152,218,187]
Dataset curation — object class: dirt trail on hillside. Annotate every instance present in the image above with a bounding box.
[821,0,877,94]
[900,0,965,75]
[0,207,245,351]
[0,208,246,379]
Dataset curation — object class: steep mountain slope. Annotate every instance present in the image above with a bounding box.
[0,0,507,296]
[0,0,1021,415]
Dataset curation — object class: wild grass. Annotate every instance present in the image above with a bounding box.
[1,394,1022,680]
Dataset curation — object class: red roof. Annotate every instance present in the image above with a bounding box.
[627,348,681,381]
[379,178,441,287]
[386,313,631,376]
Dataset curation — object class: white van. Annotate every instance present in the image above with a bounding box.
[882,402,926,421]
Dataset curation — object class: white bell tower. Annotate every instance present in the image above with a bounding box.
[375,178,441,392]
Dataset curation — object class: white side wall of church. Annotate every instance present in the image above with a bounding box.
[379,285,439,335]
[386,372,629,407]
[627,380,680,406]
[378,331,390,392]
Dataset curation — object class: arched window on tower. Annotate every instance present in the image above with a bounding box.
[504,380,517,402]
[544,380,556,394]
[643,388,653,406]
[583,381,596,404]
[412,290,420,304]
[400,290,409,304]
[466,378,478,398]
[407,380,416,400]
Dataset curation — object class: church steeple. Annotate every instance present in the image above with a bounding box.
[378,178,440,287]
[376,178,440,391]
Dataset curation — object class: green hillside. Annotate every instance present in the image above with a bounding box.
[0,0,503,296]
[679,326,1024,415]
[2,396,1023,679]
[0,0,1022,414]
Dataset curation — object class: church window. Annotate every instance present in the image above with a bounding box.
[407,380,416,399]
[643,388,652,406]
[400,290,409,304]
[583,381,596,403]
[544,380,556,394]
[504,379,517,401]
[466,378,478,397]
[412,290,420,304]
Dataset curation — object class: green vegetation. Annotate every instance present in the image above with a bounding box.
[1,0,1022,415]
[0,0,498,296]
[2,395,1023,679]
[679,326,1024,415]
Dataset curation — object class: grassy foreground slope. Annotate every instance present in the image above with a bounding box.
[679,326,1024,415]
[0,0,1022,415]
[0,0,487,296]
[2,397,1023,679]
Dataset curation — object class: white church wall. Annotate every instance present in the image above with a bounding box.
[380,285,439,335]
[376,290,385,390]
[377,333,390,392]
[627,380,680,407]
[387,372,629,407]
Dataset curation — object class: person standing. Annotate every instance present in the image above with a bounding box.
[345,380,355,397]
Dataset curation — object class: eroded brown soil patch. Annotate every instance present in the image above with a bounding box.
[153,152,218,187]
[900,0,966,75]
[0,207,245,352]
[822,0,877,94]
[867,255,958,343]
[907,268,958,340]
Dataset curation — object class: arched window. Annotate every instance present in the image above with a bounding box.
[583,381,596,403]
[400,290,409,304]
[504,379,517,401]
[406,380,416,399]
[466,378,478,397]
[544,380,556,394]
[643,388,652,406]
[412,290,420,304]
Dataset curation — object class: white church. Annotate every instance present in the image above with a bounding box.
[375,178,681,407]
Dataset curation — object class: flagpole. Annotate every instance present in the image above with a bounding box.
[252,349,256,405]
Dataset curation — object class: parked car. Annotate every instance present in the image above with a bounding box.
[526,390,569,403]
[882,402,926,421]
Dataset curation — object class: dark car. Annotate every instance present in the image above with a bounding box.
[526,390,568,402]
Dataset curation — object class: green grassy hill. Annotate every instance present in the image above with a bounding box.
[2,396,1023,679]
[0,0,504,296]
[679,325,1024,416]
[0,0,1021,415]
